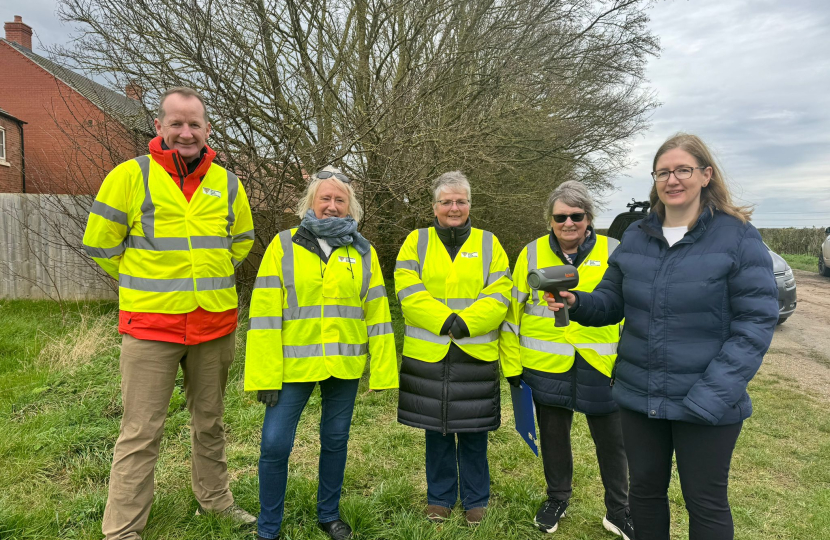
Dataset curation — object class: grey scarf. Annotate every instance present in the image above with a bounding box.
[300,210,371,256]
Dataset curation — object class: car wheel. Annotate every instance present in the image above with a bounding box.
[820,251,830,277]
[777,317,788,325]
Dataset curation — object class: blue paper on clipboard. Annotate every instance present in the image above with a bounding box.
[510,382,538,456]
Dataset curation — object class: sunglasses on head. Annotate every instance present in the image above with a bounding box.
[315,170,351,183]
[552,213,586,223]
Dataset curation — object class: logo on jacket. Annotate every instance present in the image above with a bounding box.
[584,260,601,267]
[202,187,222,198]
[460,252,479,258]
[338,256,357,264]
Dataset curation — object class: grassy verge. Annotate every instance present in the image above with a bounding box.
[780,253,818,273]
[1,298,828,539]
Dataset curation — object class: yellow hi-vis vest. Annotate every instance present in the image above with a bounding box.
[82,155,254,313]
[244,229,398,391]
[394,227,513,362]
[500,234,621,377]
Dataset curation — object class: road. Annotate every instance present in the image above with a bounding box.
[762,269,830,401]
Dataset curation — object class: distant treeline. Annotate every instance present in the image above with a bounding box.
[758,227,828,256]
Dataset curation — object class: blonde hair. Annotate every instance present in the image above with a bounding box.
[649,133,752,224]
[296,165,363,222]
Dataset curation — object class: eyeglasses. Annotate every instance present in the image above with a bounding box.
[315,170,351,183]
[651,166,708,182]
[552,213,586,223]
[436,199,470,208]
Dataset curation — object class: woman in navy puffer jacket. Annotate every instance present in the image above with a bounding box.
[547,133,778,540]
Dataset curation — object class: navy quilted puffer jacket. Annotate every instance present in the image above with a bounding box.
[570,208,778,425]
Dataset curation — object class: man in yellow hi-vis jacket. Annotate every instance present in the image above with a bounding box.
[245,166,397,540]
[83,87,256,539]
[395,171,512,526]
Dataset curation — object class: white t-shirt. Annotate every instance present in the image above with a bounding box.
[662,226,687,247]
[318,238,333,257]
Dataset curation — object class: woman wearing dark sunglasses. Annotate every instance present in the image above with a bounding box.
[544,133,778,540]
[500,180,632,538]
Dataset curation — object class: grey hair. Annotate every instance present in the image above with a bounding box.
[432,171,471,204]
[157,87,209,123]
[544,180,595,229]
[296,165,363,222]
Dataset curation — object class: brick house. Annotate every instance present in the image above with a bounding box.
[0,107,25,192]
[0,15,153,195]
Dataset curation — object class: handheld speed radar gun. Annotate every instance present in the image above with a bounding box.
[527,266,579,327]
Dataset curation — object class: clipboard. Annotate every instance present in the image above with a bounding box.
[510,381,539,456]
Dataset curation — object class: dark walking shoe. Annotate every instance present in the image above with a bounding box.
[603,511,635,540]
[425,504,452,523]
[256,535,279,540]
[319,519,353,540]
[196,503,257,527]
[465,506,487,525]
[534,498,568,533]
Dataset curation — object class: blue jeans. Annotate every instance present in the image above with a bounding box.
[424,430,490,510]
[257,377,359,539]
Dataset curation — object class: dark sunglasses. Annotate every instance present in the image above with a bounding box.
[552,213,586,223]
[315,170,351,183]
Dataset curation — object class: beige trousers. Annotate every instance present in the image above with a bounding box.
[102,332,236,540]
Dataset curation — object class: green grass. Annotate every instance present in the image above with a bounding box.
[780,253,819,273]
[1,297,829,539]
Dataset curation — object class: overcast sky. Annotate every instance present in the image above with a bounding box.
[4,0,830,228]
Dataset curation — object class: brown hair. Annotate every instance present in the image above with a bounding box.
[156,87,209,122]
[649,133,752,224]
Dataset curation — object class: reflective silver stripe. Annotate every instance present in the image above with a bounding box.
[527,239,539,303]
[226,171,238,236]
[284,306,321,320]
[233,229,255,242]
[91,200,128,226]
[191,236,232,249]
[254,276,282,289]
[405,325,450,345]
[325,305,364,320]
[360,250,372,299]
[119,274,192,292]
[196,275,235,291]
[395,260,419,273]
[488,270,508,282]
[84,243,126,259]
[416,228,429,279]
[367,322,394,337]
[326,342,369,356]
[126,235,190,251]
[136,156,154,240]
[457,330,499,345]
[249,316,282,330]
[365,285,387,302]
[397,283,427,301]
[608,237,620,255]
[481,231,493,285]
[512,286,529,304]
[279,230,298,308]
[524,303,557,319]
[284,344,323,358]
[501,321,519,335]
[232,258,243,268]
[574,342,618,355]
[520,335,574,355]
[446,298,474,309]
[477,292,510,307]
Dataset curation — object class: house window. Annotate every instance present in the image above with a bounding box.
[0,127,6,162]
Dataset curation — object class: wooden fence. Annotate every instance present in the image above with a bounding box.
[0,194,117,300]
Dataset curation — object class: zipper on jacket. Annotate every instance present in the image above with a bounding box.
[442,350,450,435]
[610,361,617,387]
[172,154,187,189]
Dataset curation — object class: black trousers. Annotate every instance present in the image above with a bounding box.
[619,408,743,540]
[535,402,629,518]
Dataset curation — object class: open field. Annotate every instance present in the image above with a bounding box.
[1,279,829,540]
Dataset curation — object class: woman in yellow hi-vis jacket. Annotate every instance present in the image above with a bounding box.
[245,166,398,540]
[395,171,512,526]
[500,181,631,539]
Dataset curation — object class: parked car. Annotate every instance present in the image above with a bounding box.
[819,226,830,277]
[606,200,796,324]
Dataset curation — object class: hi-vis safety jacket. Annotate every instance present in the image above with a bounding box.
[500,234,621,378]
[395,227,512,362]
[244,229,398,391]
[82,155,254,313]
